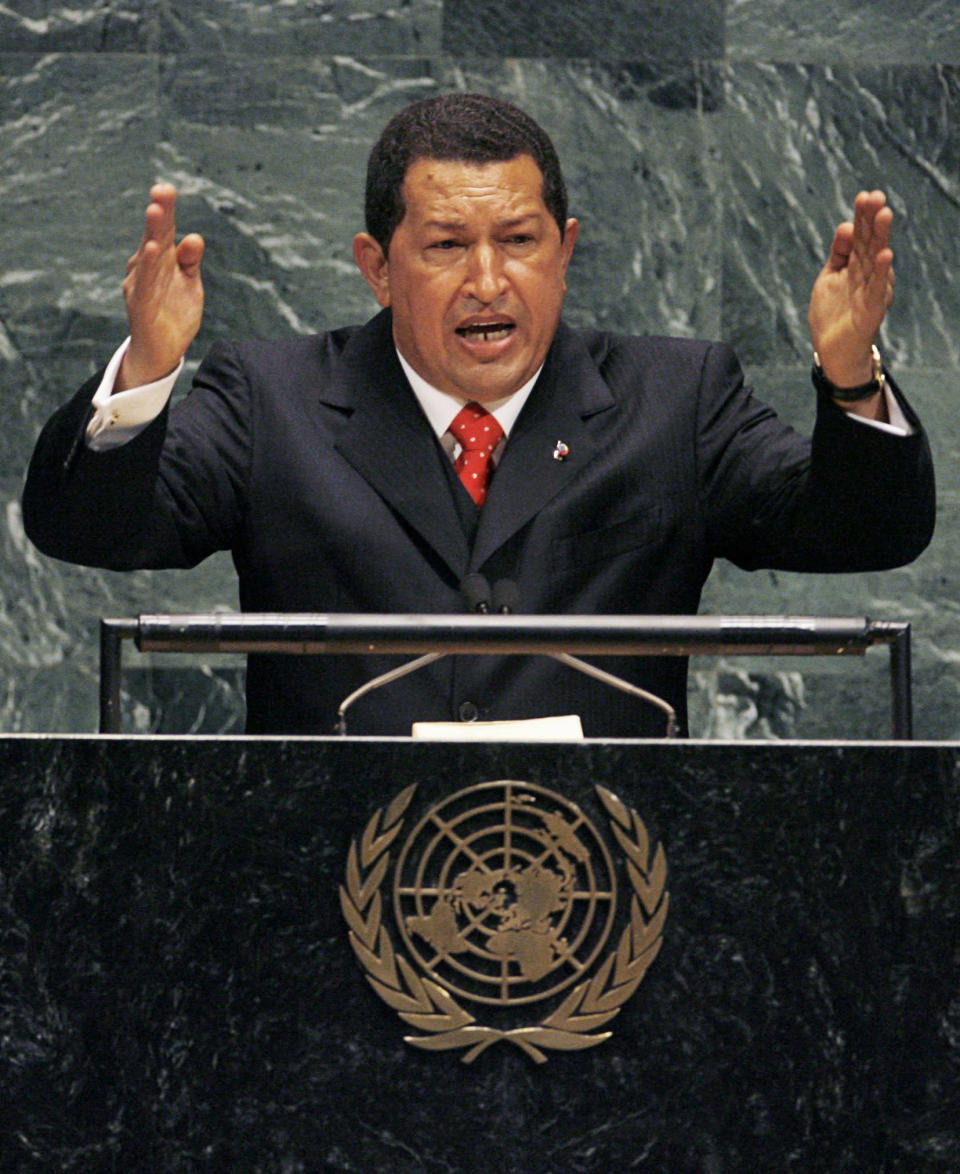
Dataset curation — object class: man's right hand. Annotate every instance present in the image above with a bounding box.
[115,183,205,392]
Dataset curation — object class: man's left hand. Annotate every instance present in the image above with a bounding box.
[808,190,894,403]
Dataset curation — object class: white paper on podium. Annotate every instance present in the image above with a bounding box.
[411,715,584,741]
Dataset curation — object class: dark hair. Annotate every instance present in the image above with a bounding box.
[364,92,568,253]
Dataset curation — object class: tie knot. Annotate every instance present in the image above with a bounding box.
[449,402,503,454]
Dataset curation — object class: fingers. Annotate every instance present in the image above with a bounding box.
[851,189,893,269]
[120,183,205,384]
[822,190,894,322]
[852,191,895,319]
[127,184,205,283]
[176,233,205,277]
[827,191,893,272]
[825,221,854,273]
[809,189,898,381]
[137,182,178,255]
[853,189,892,236]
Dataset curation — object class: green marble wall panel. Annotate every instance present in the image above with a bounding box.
[728,0,960,64]
[721,63,960,368]
[0,2,157,50]
[0,0,442,54]
[442,0,724,59]
[1,1,957,737]
[159,0,442,56]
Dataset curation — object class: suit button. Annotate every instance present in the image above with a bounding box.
[458,701,479,722]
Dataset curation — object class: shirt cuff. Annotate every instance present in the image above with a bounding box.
[86,337,183,451]
[842,382,912,437]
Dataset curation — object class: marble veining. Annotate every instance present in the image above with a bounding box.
[722,64,960,368]
[728,0,960,64]
[442,0,724,60]
[1,3,958,738]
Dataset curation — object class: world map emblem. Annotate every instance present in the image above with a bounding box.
[340,780,669,1063]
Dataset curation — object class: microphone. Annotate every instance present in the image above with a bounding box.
[461,573,492,614]
[491,579,520,614]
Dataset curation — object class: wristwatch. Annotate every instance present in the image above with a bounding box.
[812,343,885,402]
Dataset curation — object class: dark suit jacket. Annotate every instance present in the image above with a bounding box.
[22,309,935,736]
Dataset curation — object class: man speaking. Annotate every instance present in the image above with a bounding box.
[22,93,935,736]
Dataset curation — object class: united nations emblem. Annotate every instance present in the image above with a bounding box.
[340,780,668,1063]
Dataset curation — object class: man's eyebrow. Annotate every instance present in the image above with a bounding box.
[423,218,469,232]
[495,213,543,229]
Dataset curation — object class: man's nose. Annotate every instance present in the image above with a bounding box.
[464,243,508,303]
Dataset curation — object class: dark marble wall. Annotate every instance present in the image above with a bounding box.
[2,2,958,737]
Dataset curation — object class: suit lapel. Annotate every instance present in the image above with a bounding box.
[326,312,617,583]
[470,322,616,570]
[329,310,471,581]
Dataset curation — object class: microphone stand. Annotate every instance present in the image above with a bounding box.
[334,577,678,737]
[336,575,494,734]
[335,653,444,735]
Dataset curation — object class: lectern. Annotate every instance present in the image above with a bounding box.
[2,616,956,1171]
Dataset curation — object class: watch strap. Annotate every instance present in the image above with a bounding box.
[812,343,886,402]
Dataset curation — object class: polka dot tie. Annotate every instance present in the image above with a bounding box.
[449,402,504,507]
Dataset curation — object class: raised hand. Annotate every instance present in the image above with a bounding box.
[807,189,894,391]
[116,183,205,392]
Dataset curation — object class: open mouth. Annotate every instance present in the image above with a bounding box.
[455,322,515,343]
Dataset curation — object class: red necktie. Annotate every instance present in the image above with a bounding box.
[449,402,504,506]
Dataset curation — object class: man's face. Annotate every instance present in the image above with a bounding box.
[354,154,578,404]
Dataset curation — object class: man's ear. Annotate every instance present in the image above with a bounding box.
[353,233,391,307]
[560,218,579,289]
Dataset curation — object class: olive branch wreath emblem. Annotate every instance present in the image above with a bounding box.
[339,783,668,1064]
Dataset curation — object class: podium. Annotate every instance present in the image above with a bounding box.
[1,734,957,1170]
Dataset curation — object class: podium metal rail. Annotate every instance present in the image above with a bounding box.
[98,613,913,737]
